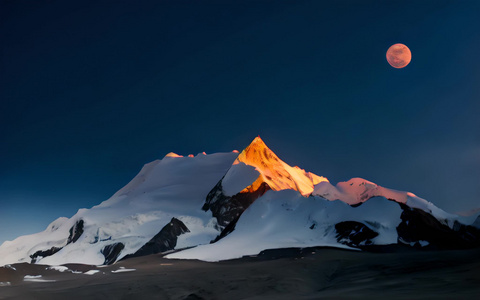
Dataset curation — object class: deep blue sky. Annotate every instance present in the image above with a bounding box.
[1,0,479,244]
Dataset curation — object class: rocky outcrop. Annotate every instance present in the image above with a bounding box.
[203,180,270,229]
[335,221,379,247]
[397,204,480,249]
[126,218,190,259]
[30,246,63,263]
[101,243,125,265]
[28,219,85,263]
[202,180,229,226]
[203,137,326,242]
[67,219,84,244]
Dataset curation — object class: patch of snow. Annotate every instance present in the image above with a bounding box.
[175,216,219,249]
[24,278,56,283]
[24,275,42,279]
[47,266,69,272]
[84,270,100,275]
[418,240,429,247]
[23,275,56,282]
[221,162,260,196]
[0,282,11,286]
[111,267,136,273]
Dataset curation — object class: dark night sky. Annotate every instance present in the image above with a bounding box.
[1,0,479,244]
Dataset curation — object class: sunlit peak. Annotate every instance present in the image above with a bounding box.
[234,136,328,196]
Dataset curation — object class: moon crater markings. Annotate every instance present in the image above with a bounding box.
[386,43,411,68]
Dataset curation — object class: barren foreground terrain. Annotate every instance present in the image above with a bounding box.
[1,247,479,299]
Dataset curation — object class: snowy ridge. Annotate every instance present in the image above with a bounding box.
[312,178,473,228]
[168,191,402,261]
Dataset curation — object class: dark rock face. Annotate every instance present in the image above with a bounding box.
[335,221,379,247]
[397,205,480,249]
[473,215,480,229]
[67,219,84,244]
[30,246,63,263]
[101,243,125,265]
[127,218,190,258]
[203,179,270,229]
[211,215,241,244]
[202,180,230,227]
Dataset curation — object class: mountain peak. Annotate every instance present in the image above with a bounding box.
[233,137,328,196]
[2,138,479,267]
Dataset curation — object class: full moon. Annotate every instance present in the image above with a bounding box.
[386,43,411,68]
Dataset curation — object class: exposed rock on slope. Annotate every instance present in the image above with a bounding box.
[397,204,480,249]
[203,137,327,235]
[101,243,125,265]
[125,218,190,259]
[1,136,479,266]
[67,219,84,244]
[29,219,85,263]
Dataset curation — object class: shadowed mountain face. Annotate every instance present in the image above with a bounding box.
[203,179,270,229]
[1,137,479,266]
[396,205,480,249]
[203,180,270,242]
[335,221,379,247]
[67,220,84,244]
[101,243,125,265]
[473,216,480,229]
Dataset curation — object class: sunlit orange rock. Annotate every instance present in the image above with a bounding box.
[234,137,328,197]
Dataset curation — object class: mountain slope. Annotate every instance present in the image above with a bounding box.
[0,151,237,266]
[168,191,403,261]
[1,137,479,266]
[202,137,328,234]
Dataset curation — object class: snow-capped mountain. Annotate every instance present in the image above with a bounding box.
[1,137,479,266]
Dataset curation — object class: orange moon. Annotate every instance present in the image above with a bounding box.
[386,43,411,68]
